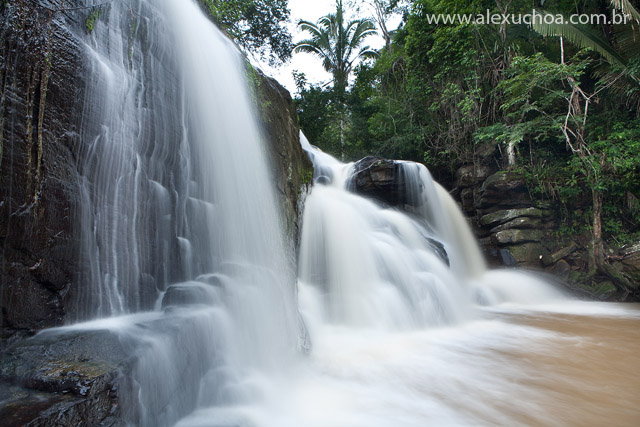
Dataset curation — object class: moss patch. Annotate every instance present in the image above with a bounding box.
[85,8,101,33]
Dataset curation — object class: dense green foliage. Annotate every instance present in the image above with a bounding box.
[198,0,292,64]
[295,0,640,244]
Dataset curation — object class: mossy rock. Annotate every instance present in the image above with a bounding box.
[504,242,548,265]
[480,207,548,227]
[495,229,545,245]
[580,281,617,300]
[489,216,544,233]
[481,171,526,192]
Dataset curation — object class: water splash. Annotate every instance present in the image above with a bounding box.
[74,0,301,424]
[64,1,606,426]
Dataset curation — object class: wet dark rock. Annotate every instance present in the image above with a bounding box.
[161,281,220,308]
[0,329,136,426]
[1,0,86,341]
[502,243,548,265]
[495,229,545,245]
[428,238,450,266]
[255,70,313,257]
[314,175,331,185]
[475,171,530,210]
[499,248,517,267]
[480,207,549,228]
[455,164,495,188]
[348,156,421,208]
[0,384,124,427]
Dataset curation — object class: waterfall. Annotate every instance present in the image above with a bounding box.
[76,0,298,335]
[63,1,579,426]
[73,0,300,424]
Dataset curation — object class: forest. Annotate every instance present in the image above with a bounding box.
[294,0,640,247]
[201,0,640,290]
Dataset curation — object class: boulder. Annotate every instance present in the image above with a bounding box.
[482,171,527,193]
[489,216,545,233]
[502,243,549,265]
[494,229,545,245]
[161,281,221,309]
[474,171,532,210]
[0,328,135,426]
[549,259,571,280]
[620,242,640,271]
[459,187,475,213]
[347,157,421,207]
[480,207,549,228]
[455,164,495,188]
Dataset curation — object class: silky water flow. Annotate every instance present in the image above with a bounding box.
[31,0,640,426]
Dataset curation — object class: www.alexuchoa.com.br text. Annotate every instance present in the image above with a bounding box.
[424,9,631,26]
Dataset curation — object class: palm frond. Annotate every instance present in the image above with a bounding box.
[349,20,377,49]
[294,0,378,93]
[613,23,640,59]
[356,46,379,61]
[610,0,640,23]
[531,14,627,67]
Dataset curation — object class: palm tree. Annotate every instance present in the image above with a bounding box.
[294,0,378,100]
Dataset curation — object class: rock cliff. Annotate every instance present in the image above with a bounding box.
[1,1,311,423]
[1,0,85,344]
[0,0,310,344]
[451,146,639,301]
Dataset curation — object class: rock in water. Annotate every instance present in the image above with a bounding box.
[347,156,422,208]
[0,329,136,426]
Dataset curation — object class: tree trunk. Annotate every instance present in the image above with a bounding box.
[590,184,633,295]
[506,140,516,168]
[340,116,345,161]
[591,187,604,268]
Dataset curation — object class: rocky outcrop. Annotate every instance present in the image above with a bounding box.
[454,167,555,268]
[0,329,134,426]
[254,69,313,256]
[161,280,220,308]
[1,3,315,423]
[347,156,422,208]
[0,1,312,344]
[453,162,639,301]
[1,0,86,343]
[0,4,314,424]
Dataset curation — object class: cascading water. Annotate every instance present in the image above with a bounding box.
[71,0,301,424]
[33,0,639,425]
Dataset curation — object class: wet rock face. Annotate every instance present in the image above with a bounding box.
[348,156,421,208]
[455,164,495,188]
[453,162,639,301]
[0,3,313,342]
[255,70,313,263]
[475,171,531,211]
[1,1,86,341]
[0,329,135,426]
